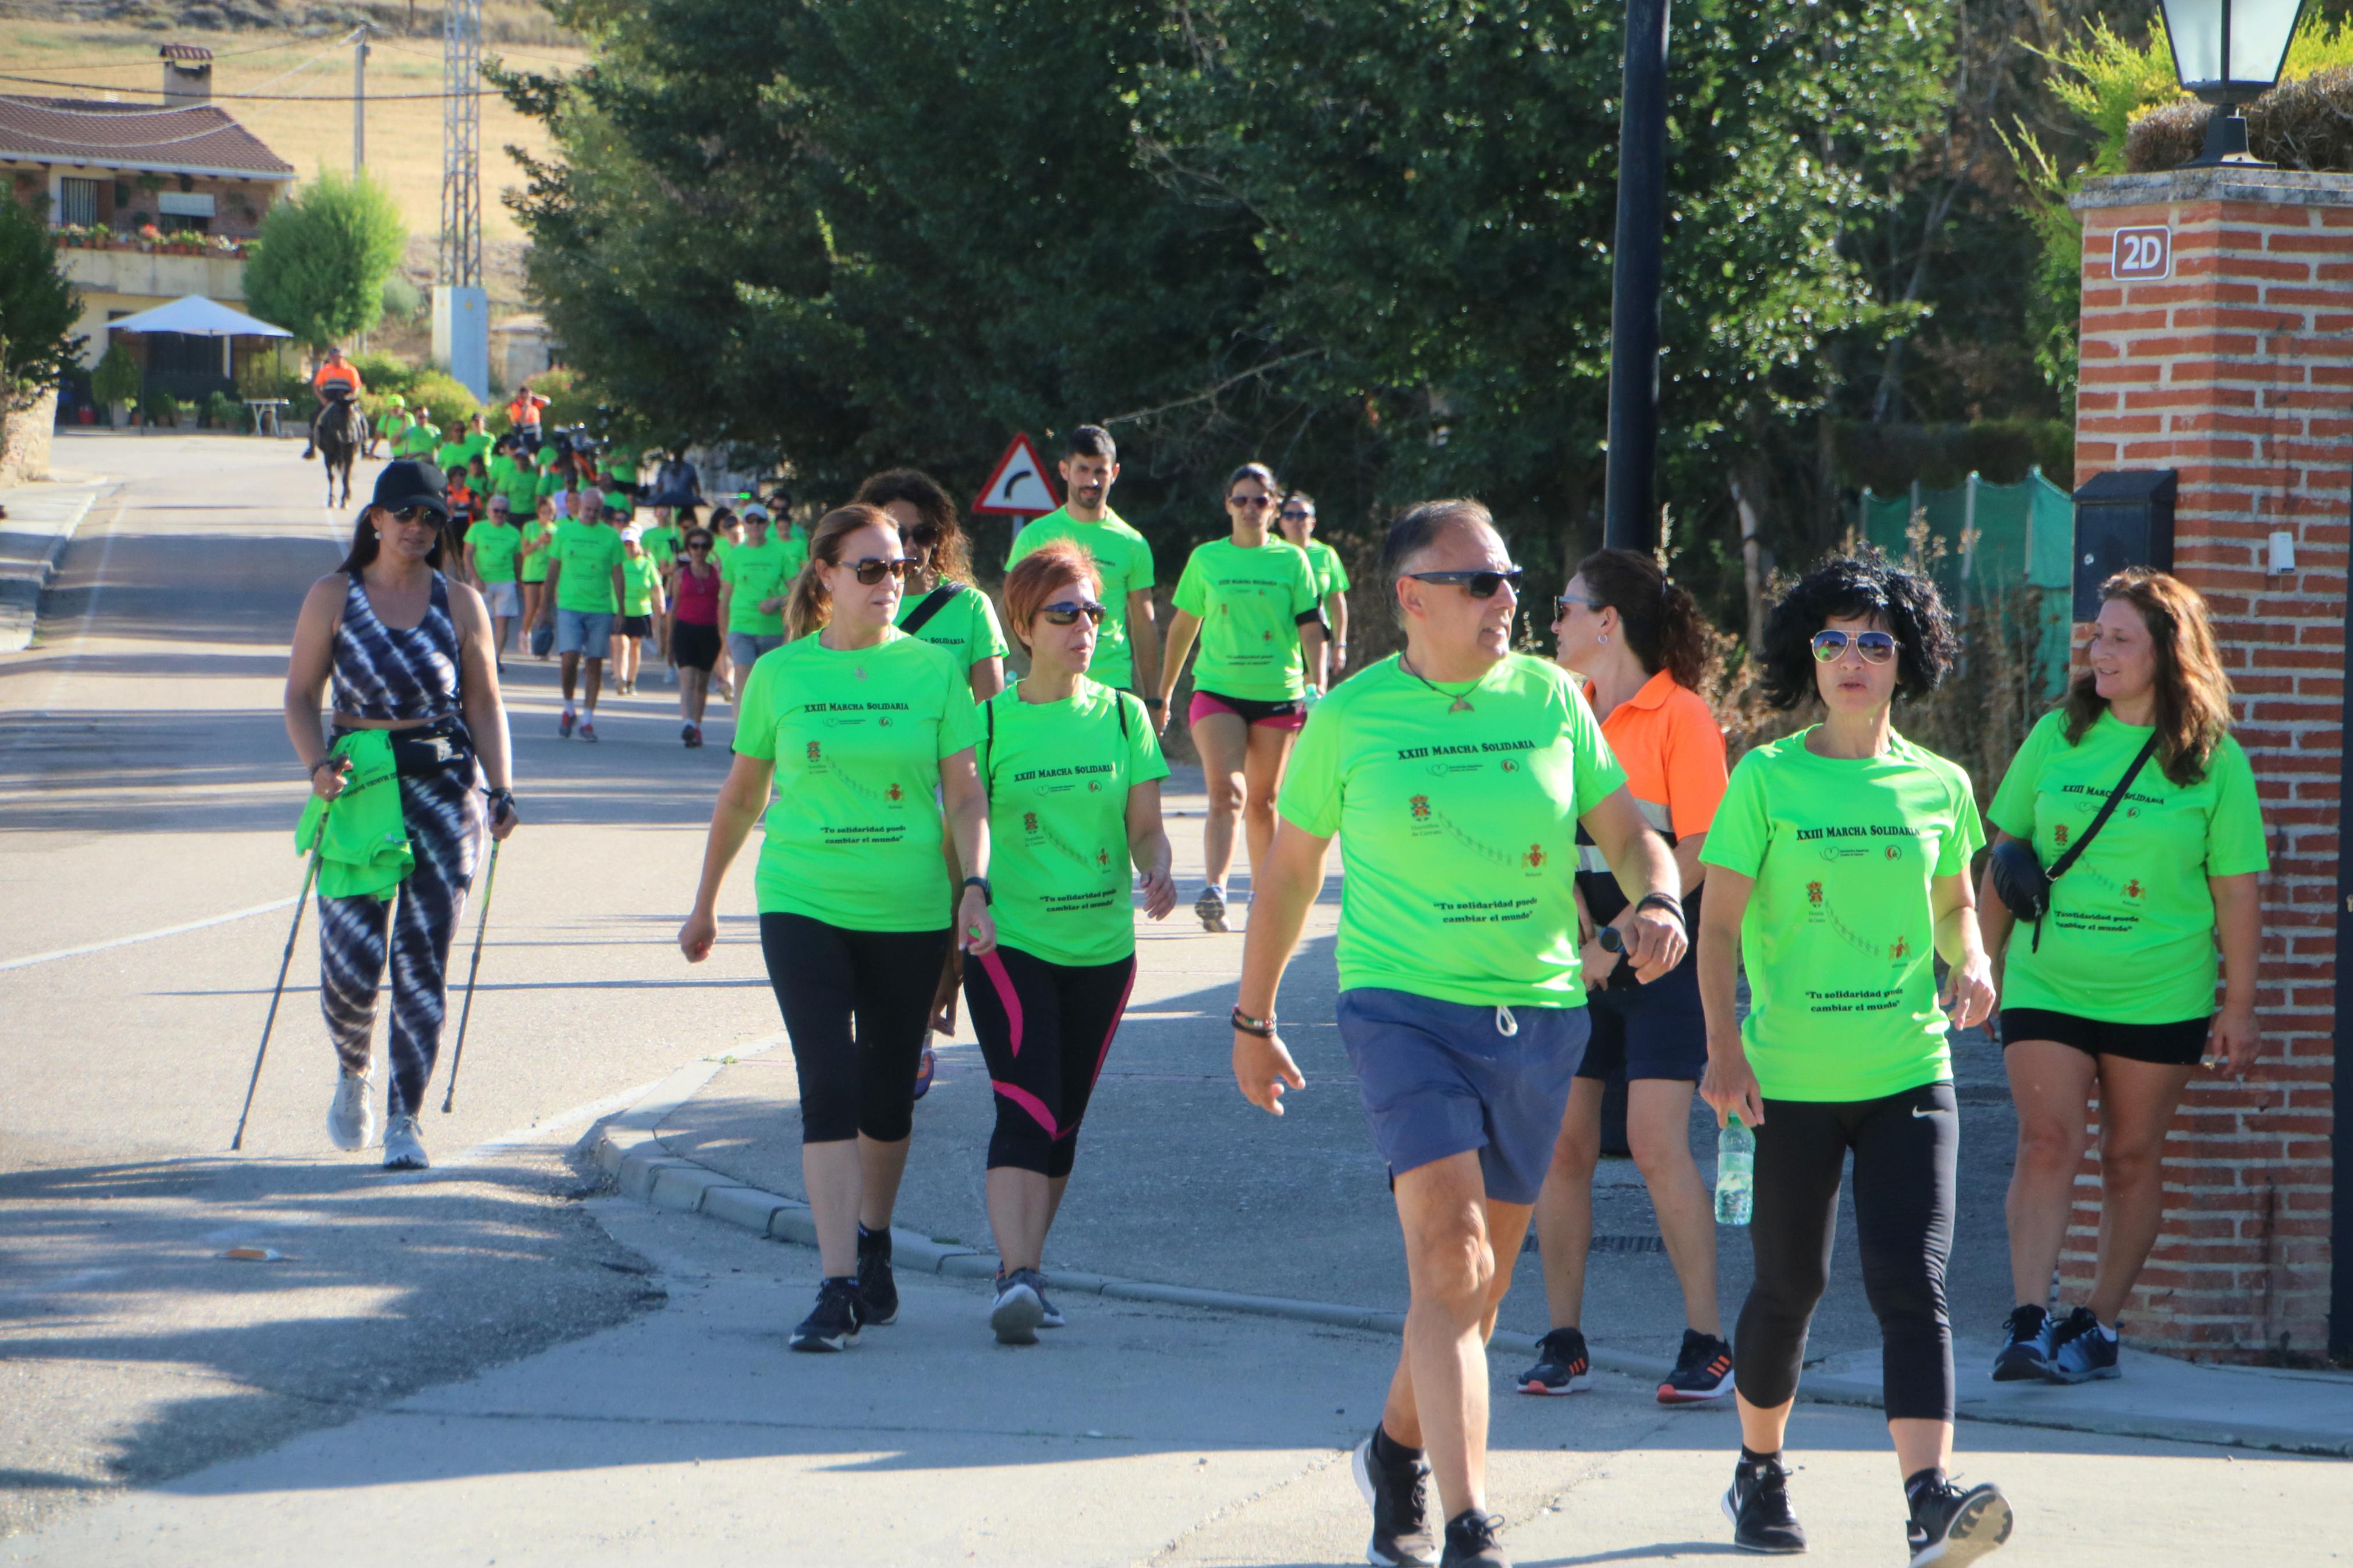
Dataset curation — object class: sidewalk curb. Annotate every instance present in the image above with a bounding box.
[0,480,105,653]
[579,1063,2351,1459]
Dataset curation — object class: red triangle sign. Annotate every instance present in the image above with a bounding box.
[971,432,1062,517]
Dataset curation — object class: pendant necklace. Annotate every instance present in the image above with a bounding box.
[1399,654,1480,713]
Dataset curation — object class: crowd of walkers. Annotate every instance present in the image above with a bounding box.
[283,413,2269,1568]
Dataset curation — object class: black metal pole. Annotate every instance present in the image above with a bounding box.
[2331,464,2353,1362]
[1602,0,1671,554]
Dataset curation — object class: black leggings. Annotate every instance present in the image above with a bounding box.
[1734,1080,1959,1423]
[962,944,1137,1178]
[760,913,950,1144]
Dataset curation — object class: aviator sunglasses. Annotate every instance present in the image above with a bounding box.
[1406,567,1524,599]
[1039,599,1107,627]
[843,556,917,585]
[1811,629,1900,664]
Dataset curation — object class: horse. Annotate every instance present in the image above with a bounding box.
[316,389,368,509]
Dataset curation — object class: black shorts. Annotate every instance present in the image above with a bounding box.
[1999,1008,2209,1067]
[1575,954,1706,1082]
[616,614,654,637]
[672,622,720,671]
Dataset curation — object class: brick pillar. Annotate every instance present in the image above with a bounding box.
[2068,168,2348,1359]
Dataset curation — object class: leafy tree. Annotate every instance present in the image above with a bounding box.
[243,168,407,352]
[92,341,141,413]
[0,194,84,416]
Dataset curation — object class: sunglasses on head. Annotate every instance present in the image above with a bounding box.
[1407,568,1524,599]
[1039,599,1106,627]
[1811,629,1900,664]
[843,556,915,585]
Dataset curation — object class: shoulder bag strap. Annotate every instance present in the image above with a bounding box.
[899,582,961,635]
[2045,733,2160,883]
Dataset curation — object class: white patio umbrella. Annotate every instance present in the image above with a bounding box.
[105,296,294,433]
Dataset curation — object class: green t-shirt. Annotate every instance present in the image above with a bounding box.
[551,519,623,613]
[605,447,638,485]
[462,431,494,464]
[620,552,660,616]
[977,680,1168,966]
[466,520,521,583]
[1007,508,1155,688]
[641,523,680,573]
[435,440,471,475]
[1700,728,1986,1102]
[1276,653,1627,1008]
[1302,537,1351,600]
[1173,537,1321,702]
[733,629,985,929]
[519,518,553,583]
[399,423,438,458]
[721,537,793,635]
[1988,709,2267,1022]
[897,580,1009,677]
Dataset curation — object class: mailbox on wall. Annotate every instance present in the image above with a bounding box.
[2071,468,2177,620]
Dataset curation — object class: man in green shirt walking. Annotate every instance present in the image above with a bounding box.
[535,504,627,741]
[719,504,795,673]
[1006,425,1162,720]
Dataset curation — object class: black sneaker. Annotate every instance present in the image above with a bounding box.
[789,1277,863,1353]
[1517,1326,1592,1396]
[1722,1455,1806,1553]
[1658,1328,1735,1405]
[1906,1477,2013,1566]
[1440,1509,1509,1567]
[855,1226,898,1326]
[1990,1304,2053,1382]
[2044,1306,2119,1384]
[1350,1430,1436,1568]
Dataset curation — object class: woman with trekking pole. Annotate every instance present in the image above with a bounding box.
[678,503,992,1354]
[282,460,520,1171]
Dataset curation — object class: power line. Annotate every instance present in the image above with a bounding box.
[0,72,505,103]
[5,35,329,74]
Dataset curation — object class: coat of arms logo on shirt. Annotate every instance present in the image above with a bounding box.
[807,741,821,762]
[1891,936,1910,960]
[1410,795,1432,821]
[1524,844,1546,870]
[1807,880,1823,906]
[886,784,903,803]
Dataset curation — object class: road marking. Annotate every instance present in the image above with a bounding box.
[0,896,300,972]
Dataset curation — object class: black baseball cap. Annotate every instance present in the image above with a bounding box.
[370,459,450,520]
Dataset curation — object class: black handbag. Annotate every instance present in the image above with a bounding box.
[1989,733,2159,951]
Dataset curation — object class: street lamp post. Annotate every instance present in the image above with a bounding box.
[2160,0,2306,166]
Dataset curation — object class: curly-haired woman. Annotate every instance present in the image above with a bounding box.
[1980,568,2266,1388]
[1698,551,2013,1566]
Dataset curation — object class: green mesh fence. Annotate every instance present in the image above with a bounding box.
[1854,470,2075,696]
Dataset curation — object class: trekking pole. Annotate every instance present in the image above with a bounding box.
[231,854,321,1151]
[439,838,501,1114]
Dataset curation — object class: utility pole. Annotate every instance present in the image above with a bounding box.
[432,0,488,400]
[352,26,369,174]
[1602,0,1671,554]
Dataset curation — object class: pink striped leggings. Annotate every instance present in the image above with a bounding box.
[963,944,1136,1177]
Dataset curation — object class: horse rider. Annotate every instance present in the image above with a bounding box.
[303,347,368,461]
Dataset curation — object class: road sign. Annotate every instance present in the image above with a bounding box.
[971,433,1061,517]
[2112,225,2171,282]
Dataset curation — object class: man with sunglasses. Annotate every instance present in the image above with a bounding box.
[1236,499,1685,1568]
[1006,425,1162,712]
[719,504,794,677]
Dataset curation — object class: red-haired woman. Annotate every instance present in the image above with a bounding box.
[1981,568,2267,1386]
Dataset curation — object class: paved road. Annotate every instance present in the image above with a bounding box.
[0,433,775,1537]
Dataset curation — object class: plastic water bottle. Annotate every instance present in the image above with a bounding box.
[1715,1115,1755,1226]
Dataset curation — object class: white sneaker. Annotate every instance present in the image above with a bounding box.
[382,1114,430,1171]
[328,1069,377,1151]
[989,1269,1046,1346]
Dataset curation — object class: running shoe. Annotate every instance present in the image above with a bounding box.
[1439,1509,1510,1567]
[1722,1453,1806,1553]
[1658,1327,1736,1405]
[327,1068,377,1151]
[989,1268,1047,1346]
[911,1046,937,1101]
[855,1226,898,1325]
[1351,1430,1436,1568]
[558,707,575,738]
[1990,1304,2054,1382]
[1194,884,1229,933]
[1906,1477,2013,1566]
[1036,1275,1066,1329]
[579,719,598,743]
[381,1115,430,1171]
[2044,1306,2119,1384]
[789,1277,863,1353]
[680,721,696,748]
[686,724,703,749]
[1517,1326,1592,1396]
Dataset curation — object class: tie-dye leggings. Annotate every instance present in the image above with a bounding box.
[316,762,486,1118]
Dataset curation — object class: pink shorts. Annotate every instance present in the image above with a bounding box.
[1188,689,1305,730]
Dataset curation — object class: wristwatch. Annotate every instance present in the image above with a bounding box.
[961,875,993,905]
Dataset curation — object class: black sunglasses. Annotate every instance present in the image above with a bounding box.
[1811,630,1900,664]
[904,523,942,547]
[385,504,441,527]
[686,540,712,550]
[1277,507,1311,521]
[844,556,916,585]
[1406,568,1524,599]
[1039,599,1107,626]
[1555,593,1603,616]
